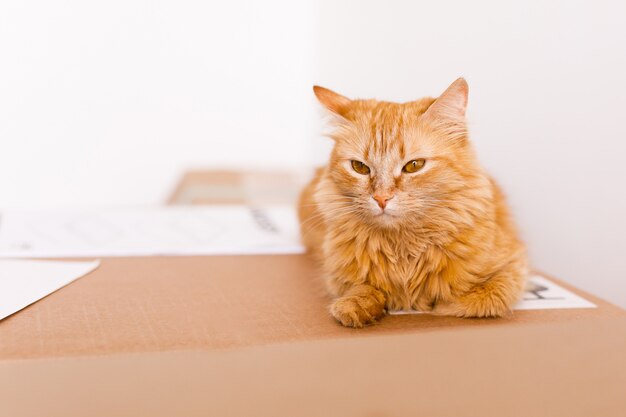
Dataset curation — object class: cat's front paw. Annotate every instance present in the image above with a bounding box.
[330,286,386,328]
[432,282,515,318]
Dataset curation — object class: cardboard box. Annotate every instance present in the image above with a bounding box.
[1,170,624,416]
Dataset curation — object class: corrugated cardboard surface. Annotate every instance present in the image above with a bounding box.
[2,317,626,417]
[0,254,623,360]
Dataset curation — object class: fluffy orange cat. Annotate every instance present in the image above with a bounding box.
[298,78,528,327]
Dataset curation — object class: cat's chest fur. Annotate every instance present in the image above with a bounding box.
[327,223,456,311]
[362,235,435,311]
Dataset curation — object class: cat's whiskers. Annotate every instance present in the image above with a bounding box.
[299,205,366,241]
[299,204,362,230]
[298,198,356,208]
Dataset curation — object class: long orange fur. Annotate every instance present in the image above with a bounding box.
[298,78,528,327]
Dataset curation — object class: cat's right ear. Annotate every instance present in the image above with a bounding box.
[421,78,469,123]
[313,86,352,118]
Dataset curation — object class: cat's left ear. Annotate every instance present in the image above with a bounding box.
[313,86,352,118]
[421,78,468,122]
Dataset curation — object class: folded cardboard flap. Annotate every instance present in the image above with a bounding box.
[2,317,626,417]
[168,170,308,205]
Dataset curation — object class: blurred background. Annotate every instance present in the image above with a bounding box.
[1,0,625,307]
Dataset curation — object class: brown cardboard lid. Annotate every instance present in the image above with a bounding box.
[0,254,623,360]
[2,316,625,417]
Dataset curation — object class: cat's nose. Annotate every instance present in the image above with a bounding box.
[372,193,394,209]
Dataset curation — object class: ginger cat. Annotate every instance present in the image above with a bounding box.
[298,78,528,327]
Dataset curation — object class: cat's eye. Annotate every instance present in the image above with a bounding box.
[351,160,371,175]
[403,159,426,173]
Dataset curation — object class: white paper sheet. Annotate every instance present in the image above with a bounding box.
[515,275,596,310]
[0,206,305,258]
[389,274,596,315]
[0,259,100,320]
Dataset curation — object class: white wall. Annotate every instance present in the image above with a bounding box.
[0,0,318,208]
[1,1,625,307]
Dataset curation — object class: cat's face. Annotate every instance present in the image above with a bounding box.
[315,79,480,229]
